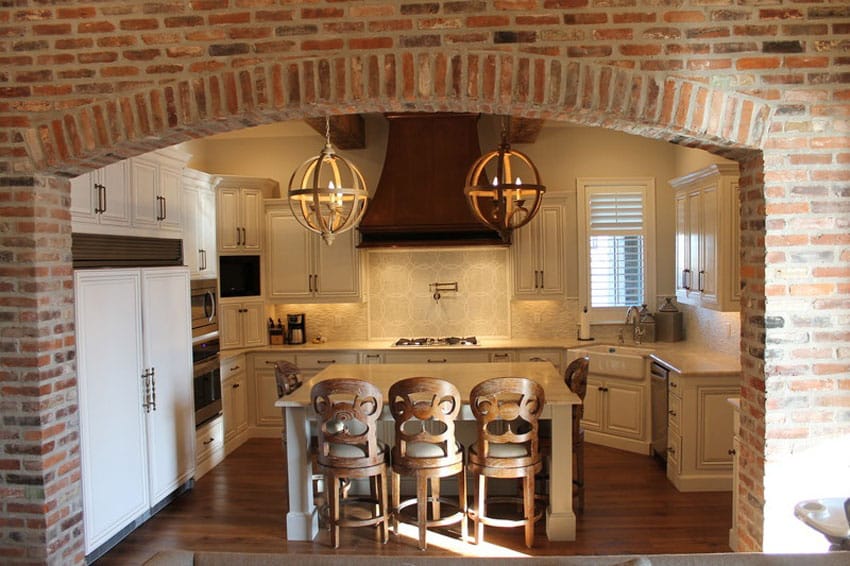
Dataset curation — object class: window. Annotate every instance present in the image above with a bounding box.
[577,178,656,323]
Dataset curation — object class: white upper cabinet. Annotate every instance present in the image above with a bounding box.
[671,164,740,312]
[131,150,185,233]
[265,201,361,302]
[214,176,275,253]
[183,168,217,278]
[70,160,132,229]
[512,195,566,298]
[71,148,189,237]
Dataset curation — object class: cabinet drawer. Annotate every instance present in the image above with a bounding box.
[489,351,514,363]
[668,372,682,393]
[250,352,296,371]
[668,393,682,429]
[296,352,358,369]
[196,416,225,463]
[667,426,682,476]
[383,349,490,364]
[361,352,384,364]
[220,354,246,382]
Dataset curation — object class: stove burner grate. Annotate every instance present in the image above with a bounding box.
[393,336,478,347]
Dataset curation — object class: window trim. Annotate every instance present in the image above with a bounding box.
[576,177,657,324]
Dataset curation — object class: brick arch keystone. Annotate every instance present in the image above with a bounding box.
[23,51,771,174]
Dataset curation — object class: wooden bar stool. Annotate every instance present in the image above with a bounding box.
[388,377,467,550]
[468,377,545,548]
[310,378,390,548]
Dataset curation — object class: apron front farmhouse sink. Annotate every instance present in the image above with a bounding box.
[570,344,654,379]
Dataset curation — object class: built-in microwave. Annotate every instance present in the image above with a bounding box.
[190,278,218,339]
[219,255,261,297]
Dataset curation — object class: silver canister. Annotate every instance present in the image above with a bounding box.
[655,311,684,341]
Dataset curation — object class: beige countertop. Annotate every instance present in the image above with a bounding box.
[222,338,741,377]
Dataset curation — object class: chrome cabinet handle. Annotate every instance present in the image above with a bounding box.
[698,269,705,292]
[682,269,691,290]
[156,196,168,221]
[141,369,151,412]
[149,367,156,411]
[199,249,206,270]
[240,227,246,246]
[235,227,241,246]
[94,183,106,214]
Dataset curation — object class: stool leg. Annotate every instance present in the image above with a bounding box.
[474,475,485,545]
[417,476,428,550]
[431,476,441,523]
[458,467,468,543]
[524,475,535,548]
[379,470,389,544]
[391,470,401,536]
[329,473,340,549]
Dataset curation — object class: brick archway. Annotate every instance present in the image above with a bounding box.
[13,50,769,563]
[23,52,769,173]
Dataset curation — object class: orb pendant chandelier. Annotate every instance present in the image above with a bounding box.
[288,116,368,246]
[464,117,545,242]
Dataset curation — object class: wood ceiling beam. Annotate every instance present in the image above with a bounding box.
[508,118,545,144]
[303,114,366,150]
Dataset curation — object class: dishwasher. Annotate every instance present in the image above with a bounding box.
[650,361,670,462]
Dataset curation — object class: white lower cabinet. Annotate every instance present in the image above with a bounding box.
[582,376,649,455]
[194,416,225,480]
[248,353,297,431]
[516,349,564,374]
[666,370,739,491]
[219,300,266,349]
[221,354,249,454]
[75,267,194,555]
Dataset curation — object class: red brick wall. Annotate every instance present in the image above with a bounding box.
[1,1,848,562]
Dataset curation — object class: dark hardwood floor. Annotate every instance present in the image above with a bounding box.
[95,438,732,564]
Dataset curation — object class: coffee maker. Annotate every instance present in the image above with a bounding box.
[286,313,306,344]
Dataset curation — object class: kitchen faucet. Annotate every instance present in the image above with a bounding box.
[624,305,644,344]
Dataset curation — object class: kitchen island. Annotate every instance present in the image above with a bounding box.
[275,361,581,543]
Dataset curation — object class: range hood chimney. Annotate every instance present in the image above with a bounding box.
[357,113,504,248]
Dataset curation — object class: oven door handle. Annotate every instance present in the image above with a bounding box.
[204,290,216,321]
[194,355,221,376]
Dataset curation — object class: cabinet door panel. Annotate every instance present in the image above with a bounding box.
[75,270,149,553]
[183,187,202,276]
[267,212,312,299]
[158,164,183,232]
[697,386,736,468]
[141,268,194,505]
[699,185,718,303]
[605,381,644,439]
[241,301,267,347]
[512,214,538,295]
[314,228,359,298]
[241,189,263,250]
[581,378,604,432]
[537,205,565,295]
[131,157,160,229]
[255,369,283,426]
[71,172,98,224]
[98,161,131,226]
[219,302,244,350]
[217,188,241,251]
[674,192,689,299]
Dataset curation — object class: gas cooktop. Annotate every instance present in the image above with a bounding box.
[393,336,478,347]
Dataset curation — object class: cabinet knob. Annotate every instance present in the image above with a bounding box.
[669,381,678,388]
[232,383,240,389]
[728,448,736,456]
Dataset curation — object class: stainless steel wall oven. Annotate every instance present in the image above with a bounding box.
[193,333,221,427]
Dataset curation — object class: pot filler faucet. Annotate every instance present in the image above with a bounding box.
[623,305,645,344]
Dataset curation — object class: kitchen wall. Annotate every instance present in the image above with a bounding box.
[182,119,738,353]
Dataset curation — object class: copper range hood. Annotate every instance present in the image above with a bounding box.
[357,113,504,248]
